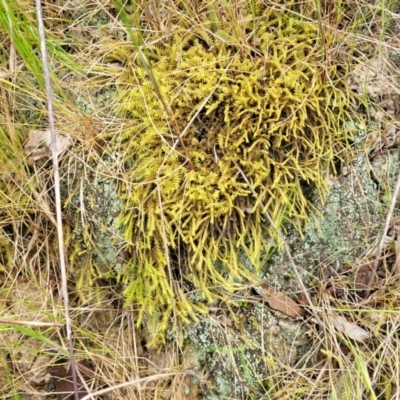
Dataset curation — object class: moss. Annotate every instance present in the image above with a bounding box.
[0,234,13,272]
[105,4,360,342]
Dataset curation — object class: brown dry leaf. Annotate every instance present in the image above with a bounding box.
[24,129,72,166]
[258,283,304,318]
[48,361,93,400]
[329,314,371,343]
[218,316,232,327]
[354,262,375,291]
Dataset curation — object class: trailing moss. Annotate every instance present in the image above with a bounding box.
[105,5,359,342]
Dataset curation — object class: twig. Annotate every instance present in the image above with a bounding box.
[34,2,79,400]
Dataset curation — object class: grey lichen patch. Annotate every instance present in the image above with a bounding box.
[75,84,117,115]
[88,176,124,268]
[265,131,392,288]
[302,162,380,263]
[61,157,126,285]
[182,302,309,399]
[302,154,384,261]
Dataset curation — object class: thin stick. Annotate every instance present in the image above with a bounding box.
[34,2,79,400]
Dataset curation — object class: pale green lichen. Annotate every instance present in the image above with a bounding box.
[182,302,309,399]
[264,131,386,288]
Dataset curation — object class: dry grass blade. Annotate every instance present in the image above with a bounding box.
[0,320,63,326]
[34,0,79,398]
[80,372,198,400]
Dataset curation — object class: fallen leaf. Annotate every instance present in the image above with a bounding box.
[48,360,93,400]
[24,129,72,166]
[257,283,304,318]
[354,262,375,291]
[329,314,371,343]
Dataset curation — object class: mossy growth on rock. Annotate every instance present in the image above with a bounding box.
[107,5,359,342]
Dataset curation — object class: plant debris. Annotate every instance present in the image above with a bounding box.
[255,282,304,318]
[24,129,72,166]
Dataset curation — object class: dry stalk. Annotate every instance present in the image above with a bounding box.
[34,1,79,399]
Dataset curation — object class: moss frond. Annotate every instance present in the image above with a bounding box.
[105,4,360,343]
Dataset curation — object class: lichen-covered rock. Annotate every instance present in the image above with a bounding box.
[182,304,310,399]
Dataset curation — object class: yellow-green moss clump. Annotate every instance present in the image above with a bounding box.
[109,7,357,340]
